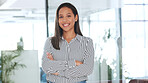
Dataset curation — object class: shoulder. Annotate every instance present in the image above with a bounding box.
[45,37,52,44]
[78,35,94,50]
[81,35,93,42]
[46,37,52,41]
[77,34,93,44]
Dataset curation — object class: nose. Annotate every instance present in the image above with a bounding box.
[63,17,67,22]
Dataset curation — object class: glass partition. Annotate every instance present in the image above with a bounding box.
[86,9,122,83]
[122,0,148,82]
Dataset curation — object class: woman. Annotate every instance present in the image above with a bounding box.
[42,2,94,83]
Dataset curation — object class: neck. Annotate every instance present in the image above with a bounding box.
[63,31,76,40]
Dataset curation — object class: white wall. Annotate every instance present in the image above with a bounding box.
[10,50,40,83]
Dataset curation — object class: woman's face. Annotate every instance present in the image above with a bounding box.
[58,7,78,33]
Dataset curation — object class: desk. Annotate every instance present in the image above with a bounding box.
[129,79,148,83]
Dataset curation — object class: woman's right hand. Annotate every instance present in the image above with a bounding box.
[46,52,54,61]
[75,60,83,66]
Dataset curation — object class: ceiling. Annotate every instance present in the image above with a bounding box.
[0,0,7,6]
[0,0,45,23]
[48,0,122,18]
[0,0,122,23]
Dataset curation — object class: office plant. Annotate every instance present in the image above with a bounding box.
[1,37,26,83]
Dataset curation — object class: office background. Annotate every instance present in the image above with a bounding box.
[0,0,148,83]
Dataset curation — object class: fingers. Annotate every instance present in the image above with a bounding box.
[46,52,54,60]
[75,60,83,66]
[46,52,51,56]
[52,72,59,75]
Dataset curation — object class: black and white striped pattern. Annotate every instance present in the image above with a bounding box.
[42,34,94,83]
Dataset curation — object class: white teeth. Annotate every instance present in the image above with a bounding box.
[63,24,69,27]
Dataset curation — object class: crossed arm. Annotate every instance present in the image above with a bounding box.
[46,52,83,75]
[42,38,94,78]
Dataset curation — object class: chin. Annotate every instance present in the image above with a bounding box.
[61,27,70,31]
[63,29,70,32]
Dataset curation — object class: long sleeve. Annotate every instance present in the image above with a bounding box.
[42,38,76,74]
[58,38,94,78]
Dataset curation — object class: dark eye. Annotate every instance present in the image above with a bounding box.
[67,15,71,17]
[59,16,63,18]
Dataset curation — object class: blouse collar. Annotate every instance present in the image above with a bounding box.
[61,34,82,42]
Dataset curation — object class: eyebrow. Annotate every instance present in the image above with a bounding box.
[67,13,71,15]
[59,13,72,16]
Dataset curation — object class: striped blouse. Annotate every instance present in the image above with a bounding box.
[42,34,94,83]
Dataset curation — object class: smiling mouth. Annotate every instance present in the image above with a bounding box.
[63,23,70,27]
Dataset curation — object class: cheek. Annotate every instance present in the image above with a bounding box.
[69,19,75,24]
[58,19,62,24]
[58,20,62,26]
[71,19,76,25]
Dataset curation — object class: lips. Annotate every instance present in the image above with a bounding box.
[63,23,70,27]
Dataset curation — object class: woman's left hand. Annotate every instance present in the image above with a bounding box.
[46,52,54,60]
[52,72,59,75]
[75,60,83,66]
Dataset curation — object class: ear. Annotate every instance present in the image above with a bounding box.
[75,14,78,22]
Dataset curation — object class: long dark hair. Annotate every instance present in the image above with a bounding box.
[51,2,83,50]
